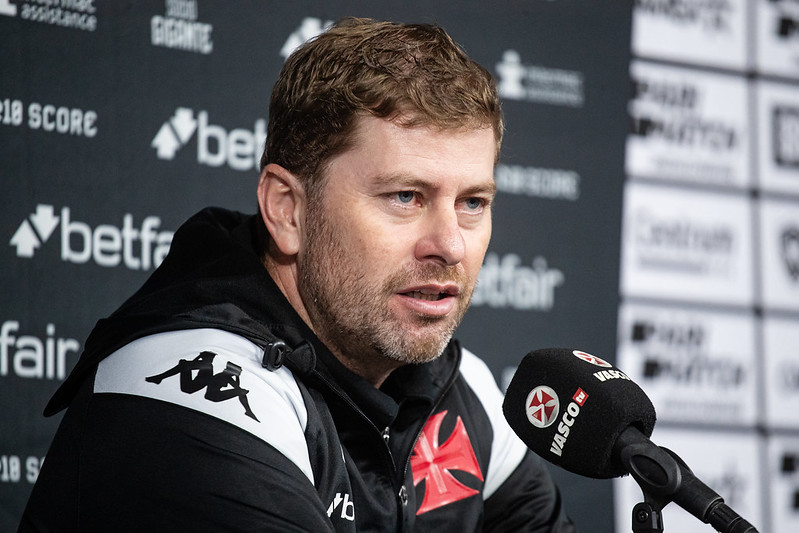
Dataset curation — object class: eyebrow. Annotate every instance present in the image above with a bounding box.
[371,172,498,198]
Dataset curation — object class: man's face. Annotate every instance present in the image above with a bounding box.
[298,116,496,372]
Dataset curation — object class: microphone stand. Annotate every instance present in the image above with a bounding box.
[615,427,759,533]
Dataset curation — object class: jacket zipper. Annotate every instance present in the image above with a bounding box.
[396,349,462,530]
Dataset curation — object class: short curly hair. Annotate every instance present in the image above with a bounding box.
[261,17,503,196]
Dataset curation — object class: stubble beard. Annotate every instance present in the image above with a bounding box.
[298,198,475,370]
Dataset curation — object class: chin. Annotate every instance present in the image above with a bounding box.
[379,331,452,366]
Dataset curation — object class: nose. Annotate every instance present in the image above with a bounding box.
[414,206,465,266]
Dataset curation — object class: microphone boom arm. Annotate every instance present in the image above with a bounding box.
[615,426,759,533]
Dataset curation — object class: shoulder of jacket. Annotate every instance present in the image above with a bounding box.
[457,346,528,499]
[93,328,314,484]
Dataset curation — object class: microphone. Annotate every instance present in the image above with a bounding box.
[502,348,758,533]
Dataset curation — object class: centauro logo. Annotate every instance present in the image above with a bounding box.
[9,204,173,270]
[151,107,266,171]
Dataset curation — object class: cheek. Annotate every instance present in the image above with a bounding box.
[464,227,492,272]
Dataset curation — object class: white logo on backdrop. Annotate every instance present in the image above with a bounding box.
[0,0,16,17]
[151,107,198,160]
[495,50,584,107]
[0,98,97,137]
[151,107,266,171]
[151,0,213,55]
[494,164,580,201]
[281,17,333,60]
[3,0,97,31]
[9,204,173,270]
[0,320,80,381]
[471,252,564,311]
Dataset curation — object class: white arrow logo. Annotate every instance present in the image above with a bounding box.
[281,17,333,60]
[10,204,60,258]
[151,108,198,160]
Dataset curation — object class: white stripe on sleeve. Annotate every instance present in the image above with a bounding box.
[93,328,314,485]
[459,347,528,499]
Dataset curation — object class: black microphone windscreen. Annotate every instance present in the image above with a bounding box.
[502,348,656,479]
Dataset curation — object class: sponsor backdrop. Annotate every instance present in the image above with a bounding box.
[615,1,799,533]
[0,1,793,532]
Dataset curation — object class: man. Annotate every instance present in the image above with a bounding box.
[20,18,576,532]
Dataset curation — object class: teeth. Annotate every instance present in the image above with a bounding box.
[409,291,443,301]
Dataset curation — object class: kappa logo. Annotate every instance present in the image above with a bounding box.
[411,410,483,515]
[782,226,799,281]
[146,351,259,421]
[525,385,559,428]
[280,17,333,60]
[572,350,613,368]
[151,107,266,171]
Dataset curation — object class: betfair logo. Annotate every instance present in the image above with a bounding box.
[151,107,198,160]
[151,107,266,172]
[10,204,173,270]
[10,205,59,258]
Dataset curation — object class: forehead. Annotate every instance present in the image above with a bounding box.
[324,115,497,189]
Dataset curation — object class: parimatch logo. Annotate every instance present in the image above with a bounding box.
[151,107,266,172]
[10,204,173,270]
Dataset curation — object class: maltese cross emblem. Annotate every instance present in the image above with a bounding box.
[411,410,483,515]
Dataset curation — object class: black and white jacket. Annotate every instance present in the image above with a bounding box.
[20,208,576,532]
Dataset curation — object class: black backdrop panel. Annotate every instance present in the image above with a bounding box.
[0,2,632,530]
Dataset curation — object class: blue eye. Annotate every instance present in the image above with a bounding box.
[465,197,483,210]
[396,191,415,204]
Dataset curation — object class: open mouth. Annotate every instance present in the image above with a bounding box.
[404,290,449,301]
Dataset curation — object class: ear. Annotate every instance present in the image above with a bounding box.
[257,163,305,257]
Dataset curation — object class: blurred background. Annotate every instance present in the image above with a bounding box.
[1,1,797,531]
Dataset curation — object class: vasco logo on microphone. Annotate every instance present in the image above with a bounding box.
[549,389,587,458]
[572,350,612,368]
[525,386,559,428]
